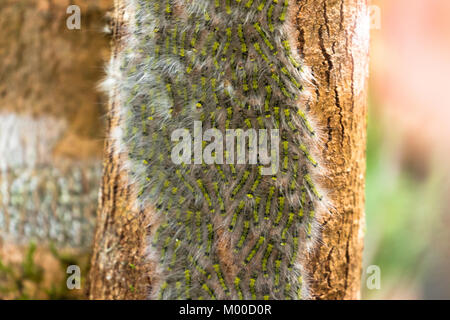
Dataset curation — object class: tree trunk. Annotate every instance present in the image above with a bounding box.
[87,1,152,299]
[0,0,110,299]
[88,0,368,300]
[297,0,369,300]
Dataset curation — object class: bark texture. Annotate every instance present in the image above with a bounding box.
[296,0,369,300]
[88,0,368,300]
[88,0,152,299]
[0,0,110,247]
[0,0,111,299]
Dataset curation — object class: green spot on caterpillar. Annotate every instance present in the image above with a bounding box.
[235,219,250,251]
[213,182,226,214]
[244,236,265,265]
[288,235,299,270]
[165,0,171,14]
[234,277,244,300]
[168,239,181,270]
[206,223,214,256]
[280,0,288,21]
[196,211,202,246]
[274,253,282,289]
[253,196,261,226]
[229,200,245,231]
[226,0,232,14]
[231,170,251,199]
[160,236,172,263]
[297,276,303,300]
[213,264,230,296]
[274,196,285,226]
[262,242,274,277]
[300,144,318,167]
[176,281,182,299]
[281,211,295,245]
[185,269,191,299]
[249,275,257,299]
[201,282,216,300]
[284,283,292,300]
[189,255,211,279]
[258,0,268,11]
[158,281,168,299]
[304,174,323,200]
[253,42,270,64]
[254,22,275,51]
[267,4,275,32]
[264,85,272,118]
[238,24,248,54]
[265,186,276,220]
[185,210,193,243]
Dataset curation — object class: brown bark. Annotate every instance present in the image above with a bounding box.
[87,0,152,299]
[297,0,369,300]
[0,0,111,299]
[0,0,110,245]
[88,0,369,300]
[0,0,110,159]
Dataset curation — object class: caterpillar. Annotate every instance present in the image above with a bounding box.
[105,0,330,300]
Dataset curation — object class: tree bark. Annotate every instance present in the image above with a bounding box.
[297,0,369,300]
[88,0,368,300]
[0,0,109,248]
[0,0,110,299]
[87,1,152,299]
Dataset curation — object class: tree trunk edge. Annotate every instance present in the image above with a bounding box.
[297,0,369,300]
[87,0,153,300]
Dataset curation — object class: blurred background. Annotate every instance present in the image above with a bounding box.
[0,0,110,299]
[363,0,450,299]
[0,0,449,299]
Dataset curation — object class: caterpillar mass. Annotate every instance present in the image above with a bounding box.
[105,0,330,300]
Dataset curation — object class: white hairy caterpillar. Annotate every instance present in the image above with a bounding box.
[105,0,330,300]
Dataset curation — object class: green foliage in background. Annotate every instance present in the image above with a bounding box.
[0,243,90,300]
[363,105,444,299]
